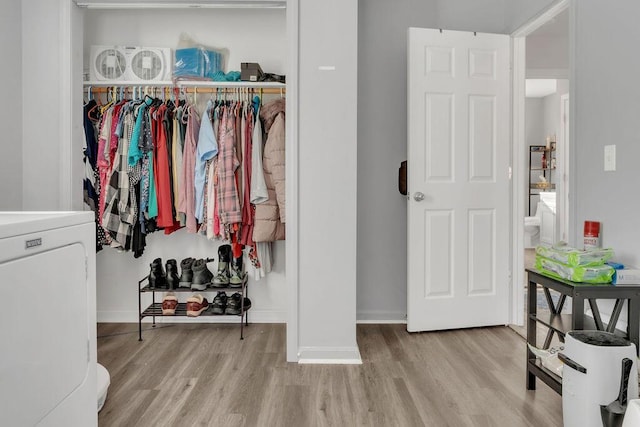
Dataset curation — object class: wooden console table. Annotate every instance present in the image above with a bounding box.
[526,268,640,395]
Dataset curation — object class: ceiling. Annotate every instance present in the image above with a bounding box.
[526,79,557,98]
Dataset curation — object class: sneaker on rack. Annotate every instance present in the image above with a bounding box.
[211,291,228,315]
[162,292,178,315]
[186,294,209,317]
[225,293,251,315]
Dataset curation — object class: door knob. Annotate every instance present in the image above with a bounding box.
[413,192,425,202]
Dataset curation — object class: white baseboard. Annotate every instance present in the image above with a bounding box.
[356,310,407,324]
[297,346,362,365]
[97,309,286,324]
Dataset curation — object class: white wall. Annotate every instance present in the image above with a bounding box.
[0,0,22,210]
[297,0,359,360]
[22,0,72,210]
[543,79,569,141]
[527,35,569,76]
[356,0,559,322]
[526,98,545,215]
[82,7,288,323]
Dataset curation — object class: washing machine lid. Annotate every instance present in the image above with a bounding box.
[0,211,93,239]
[568,331,631,347]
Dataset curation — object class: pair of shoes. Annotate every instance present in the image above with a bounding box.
[212,245,248,288]
[161,292,178,315]
[149,258,180,290]
[211,291,251,315]
[221,292,252,315]
[186,294,209,317]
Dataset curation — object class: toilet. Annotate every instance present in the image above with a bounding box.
[97,363,110,413]
[524,203,542,248]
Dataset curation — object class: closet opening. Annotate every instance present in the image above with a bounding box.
[66,0,299,361]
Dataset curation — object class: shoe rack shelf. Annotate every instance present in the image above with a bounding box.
[137,276,250,341]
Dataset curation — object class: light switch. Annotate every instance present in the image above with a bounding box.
[604,145,616,171]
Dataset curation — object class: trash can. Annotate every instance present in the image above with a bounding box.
[559,331,638,427]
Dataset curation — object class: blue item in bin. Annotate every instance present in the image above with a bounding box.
[174,47,223,79]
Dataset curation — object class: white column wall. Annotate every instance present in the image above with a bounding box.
[0,0,22,210]
[22,0,64,210]
[297,0,359,361]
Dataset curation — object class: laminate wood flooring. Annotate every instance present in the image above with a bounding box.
[97,323,562,427]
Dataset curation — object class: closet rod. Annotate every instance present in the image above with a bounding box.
[84,87,286,95]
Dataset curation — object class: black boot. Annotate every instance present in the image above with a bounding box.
[213,245,232,287]
[149,258,167,289]
[230,251,247,288]
[178,257,194,288]
[166,259,179,290]
[191,258,214,291]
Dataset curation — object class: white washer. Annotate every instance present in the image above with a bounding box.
[0,212,97,427]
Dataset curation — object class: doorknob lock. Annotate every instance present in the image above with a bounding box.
[413,192,425,202]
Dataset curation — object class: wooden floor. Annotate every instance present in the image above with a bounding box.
[97,323,562,427]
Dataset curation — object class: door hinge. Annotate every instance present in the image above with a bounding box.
[508,166,513,180]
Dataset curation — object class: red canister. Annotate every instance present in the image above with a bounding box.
[584,221,600,249]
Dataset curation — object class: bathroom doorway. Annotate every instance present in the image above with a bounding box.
[511,1,570,331]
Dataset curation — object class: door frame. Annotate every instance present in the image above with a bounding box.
[559,93,570,242]
[510,0,569,325]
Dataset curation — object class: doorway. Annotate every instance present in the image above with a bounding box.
[511,0,570,327]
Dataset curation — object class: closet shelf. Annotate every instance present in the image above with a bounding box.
[76,1,286,10]
[83,80,285,88]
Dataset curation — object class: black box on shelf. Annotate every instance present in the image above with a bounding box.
[241,62,264,82]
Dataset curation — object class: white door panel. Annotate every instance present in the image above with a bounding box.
[408,28,511,332]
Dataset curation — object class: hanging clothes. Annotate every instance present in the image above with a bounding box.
[217,105,242,225]
[195,100,218,223]
[179,105,201,233]
[81,87,285,273]
[253,98,286,242]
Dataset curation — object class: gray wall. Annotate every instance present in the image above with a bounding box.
[0,0,22,210]
[298,0,359,359]
[357,0,437,321]
[573,0,640,263]
[357,0,559,321]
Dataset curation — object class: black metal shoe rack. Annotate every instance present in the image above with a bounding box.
[137,276,250,341]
